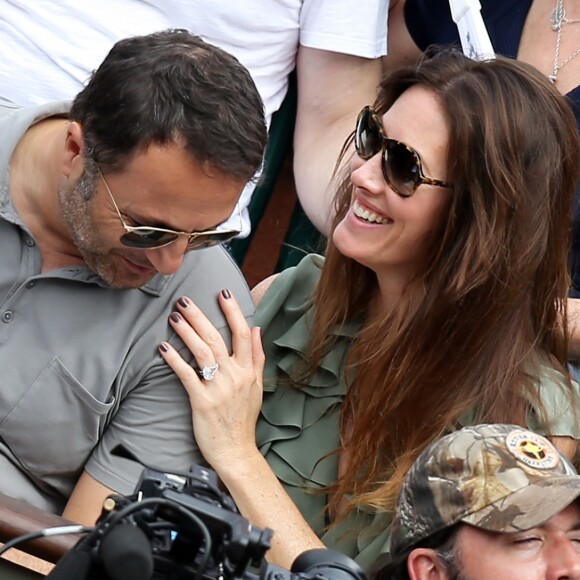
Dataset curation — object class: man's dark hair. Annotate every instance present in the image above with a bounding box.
[69,29,267,181]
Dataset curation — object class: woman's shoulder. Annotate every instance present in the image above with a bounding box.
[250,274,279,306]
[532,365,580,439]
[253,254,324,327]
[455,364,580,441]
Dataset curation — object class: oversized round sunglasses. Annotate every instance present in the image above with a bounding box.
[98,168,241,251]
[354,105,453,197]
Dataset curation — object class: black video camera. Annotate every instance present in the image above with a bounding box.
[47,460,368,580]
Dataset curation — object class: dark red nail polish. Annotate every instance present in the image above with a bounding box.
[178,297,189,308]
[159,342,169,353]
[170,312,181,323]
[221,288,231,299]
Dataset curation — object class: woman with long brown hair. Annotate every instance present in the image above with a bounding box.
[158,49,580,571]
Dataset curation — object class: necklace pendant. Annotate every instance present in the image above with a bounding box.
[549,73,558,83]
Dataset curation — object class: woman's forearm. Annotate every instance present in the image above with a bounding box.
[215,450,325,569]
[158,294,325,567]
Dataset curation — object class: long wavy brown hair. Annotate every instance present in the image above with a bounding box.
[303,50,580,516]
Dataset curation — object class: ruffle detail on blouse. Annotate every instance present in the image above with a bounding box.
[255,255,354,490]
[253,255,391,568]
[252,255,580,568]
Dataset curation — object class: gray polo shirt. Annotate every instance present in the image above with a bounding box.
[0,103,254,514]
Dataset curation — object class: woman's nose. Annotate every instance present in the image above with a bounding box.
[351,152,386,197]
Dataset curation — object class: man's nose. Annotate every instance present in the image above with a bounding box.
[547,536,580,580]
[144,238,188,275]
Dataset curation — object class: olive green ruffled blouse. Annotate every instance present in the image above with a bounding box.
[254,254,580,571]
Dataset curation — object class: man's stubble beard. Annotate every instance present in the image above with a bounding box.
[58,166,153,289]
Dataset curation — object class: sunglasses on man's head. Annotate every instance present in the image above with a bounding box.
[98,168,241,251]
[354,105,453,197]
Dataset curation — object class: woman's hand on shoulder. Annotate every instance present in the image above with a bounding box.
[160,289,327,569]
[159,290,265,472]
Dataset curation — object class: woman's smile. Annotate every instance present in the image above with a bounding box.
[352,199,392,225]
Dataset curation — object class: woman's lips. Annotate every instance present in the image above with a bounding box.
[352,199,392,224]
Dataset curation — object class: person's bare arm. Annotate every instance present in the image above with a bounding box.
[62,471,115,526]
[213,448,326,569]
[159,292,325,568]
[251,274,279,306]
[551,436,578,460]
[293,47,383,236]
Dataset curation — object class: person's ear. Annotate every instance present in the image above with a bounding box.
[407,548,450,580]
[62,121,85,179]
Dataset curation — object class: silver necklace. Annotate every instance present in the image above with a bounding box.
[550,0,580,83]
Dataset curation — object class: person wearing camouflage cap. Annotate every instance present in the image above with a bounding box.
[373,423,580,579]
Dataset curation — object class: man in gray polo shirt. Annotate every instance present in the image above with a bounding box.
[0,29,267,525]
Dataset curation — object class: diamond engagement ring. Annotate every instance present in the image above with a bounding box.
[197,363,219,381]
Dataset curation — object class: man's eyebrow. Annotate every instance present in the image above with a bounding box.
[131,213,223,234]
[126,210,193,232]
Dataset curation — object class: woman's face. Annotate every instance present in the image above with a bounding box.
[332,85,453,289]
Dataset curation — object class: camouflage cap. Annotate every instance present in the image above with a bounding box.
[389,423,580,557]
